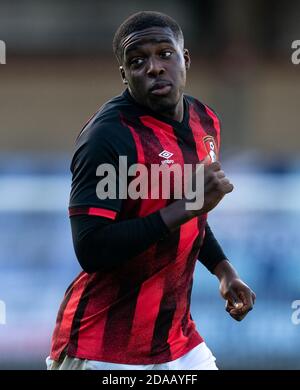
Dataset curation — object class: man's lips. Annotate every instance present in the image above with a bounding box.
[149,82,172,96]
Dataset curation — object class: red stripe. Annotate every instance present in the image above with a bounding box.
[127,274,165,354]
[68,207,117,220]
[123,117,162,218]
[123,118,153,217]
[75,274,120,359]
[140,115,179,145]
[119,115,146,218]
[139,115,184,216]
[122,118,146,166]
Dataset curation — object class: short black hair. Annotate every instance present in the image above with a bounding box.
[113,11,184,64]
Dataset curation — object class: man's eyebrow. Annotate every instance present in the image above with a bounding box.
[125,38,175,55]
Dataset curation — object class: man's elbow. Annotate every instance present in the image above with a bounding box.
[73,244,99,274]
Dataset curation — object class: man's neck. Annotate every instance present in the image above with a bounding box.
[158,96,184,123]
[126,89,185,123]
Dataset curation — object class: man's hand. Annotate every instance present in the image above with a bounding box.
[220,278,256,321]
[189,161,234,216]
[214,260,256,321]
[160,161,233,232]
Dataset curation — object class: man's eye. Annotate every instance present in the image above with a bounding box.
[130,58,144,66]
[160,51,173,58]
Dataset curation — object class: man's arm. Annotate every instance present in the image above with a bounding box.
[198,223,227,273]
[71,211,169,273]
[72,162,233,273]
[198,223,256,321]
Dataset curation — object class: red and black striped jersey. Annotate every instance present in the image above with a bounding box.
[50,89,221,364]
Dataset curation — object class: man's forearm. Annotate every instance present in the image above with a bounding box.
[213,259,239,281]
[198,224,228,273]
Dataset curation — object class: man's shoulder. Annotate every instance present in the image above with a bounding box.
[71,92,138,173]
[95,92,135,122]
[77,92,135,144]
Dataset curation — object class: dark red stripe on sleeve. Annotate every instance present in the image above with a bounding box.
[68,207,117,220]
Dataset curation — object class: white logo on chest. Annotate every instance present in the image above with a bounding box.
[159,150,174,164]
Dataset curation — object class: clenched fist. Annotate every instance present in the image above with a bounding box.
[188,161,234,216]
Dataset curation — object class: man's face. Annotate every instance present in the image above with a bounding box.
[120,27,190,114]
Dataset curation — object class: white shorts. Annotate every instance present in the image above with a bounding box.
[46,342,218,370]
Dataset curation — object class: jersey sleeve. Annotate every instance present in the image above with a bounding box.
[198,223,227,273]
[69,116,136,220]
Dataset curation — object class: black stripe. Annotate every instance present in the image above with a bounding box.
[181,277,194,335]
[102,281,141,356]
[67,275,98,356]
[150,294,177,360]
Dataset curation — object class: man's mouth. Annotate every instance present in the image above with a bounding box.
[149,81,172,96]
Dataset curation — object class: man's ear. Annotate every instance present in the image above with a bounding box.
[183,49,191,70]
[119,66,128,85]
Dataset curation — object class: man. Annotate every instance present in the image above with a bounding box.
[47,11,255,370]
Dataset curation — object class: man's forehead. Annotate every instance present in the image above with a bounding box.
[122,27,177,55]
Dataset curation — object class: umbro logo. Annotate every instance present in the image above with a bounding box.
[159,150,174,159]
[158,150,174,165]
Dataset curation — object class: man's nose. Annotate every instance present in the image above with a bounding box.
[146,57,165,77]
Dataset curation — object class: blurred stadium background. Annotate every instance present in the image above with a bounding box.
[0,0,300,369]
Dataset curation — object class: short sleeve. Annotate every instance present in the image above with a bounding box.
[69,116,136,220]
